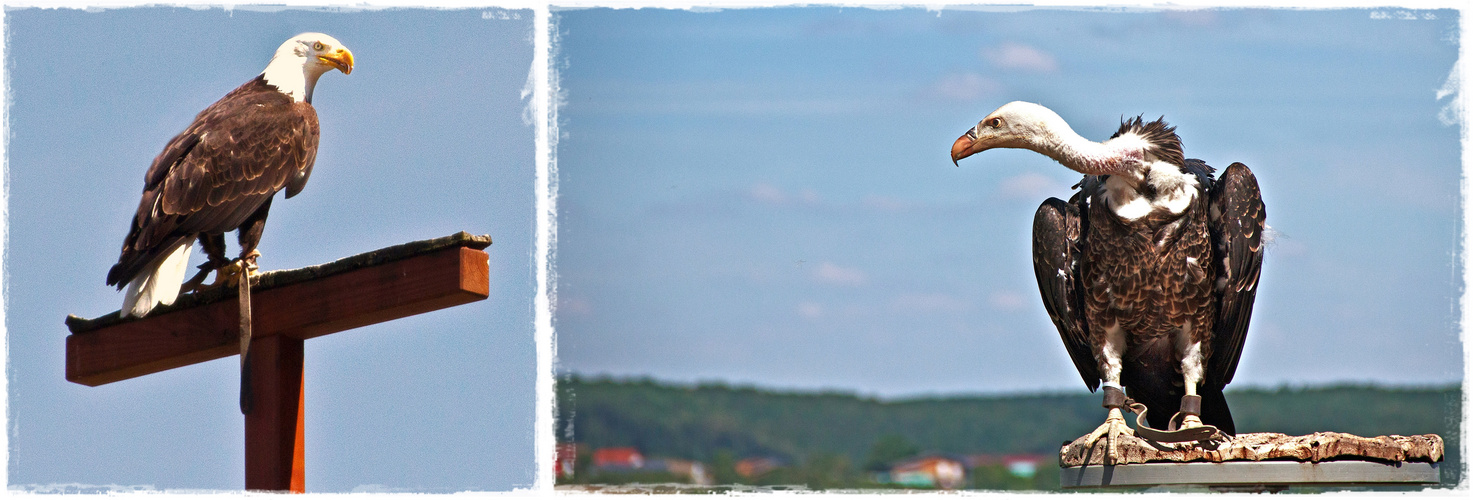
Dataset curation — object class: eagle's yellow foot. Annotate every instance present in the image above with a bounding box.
[1181,414,1204,428]
[211,261,245,288]
[181,257,233,294]
[210,251,261,289]
[239,250,261,276]
[1083,408,1132,465]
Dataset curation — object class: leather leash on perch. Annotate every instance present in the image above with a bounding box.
[238,268,253,415]
[1123,397,1225,444]
[177,255,256,414]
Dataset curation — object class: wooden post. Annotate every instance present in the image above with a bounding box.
[244,335,306,492]
[64,233,491,492]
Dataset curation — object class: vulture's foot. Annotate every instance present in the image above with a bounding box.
[1160,412,1227,450]
[1082,408,1132,465]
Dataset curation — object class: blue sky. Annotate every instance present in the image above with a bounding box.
[6,7,535,491]
[553,7,1464,397]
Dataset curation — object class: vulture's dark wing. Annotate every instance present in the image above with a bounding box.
[107,78,319,288]
[1032,195,1100,391]
[1205,162,1265,389]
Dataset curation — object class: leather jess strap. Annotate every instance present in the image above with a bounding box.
[1100,388,1224,444]
[1129,400,1224,443]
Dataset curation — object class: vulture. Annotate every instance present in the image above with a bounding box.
[107,33,354,318]
[950,102,1265,458]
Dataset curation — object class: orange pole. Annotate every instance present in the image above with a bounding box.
[244,335,305,492]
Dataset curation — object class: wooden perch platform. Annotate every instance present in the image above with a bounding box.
[1062,431,1444,466]
[1060,431,1444,490]
[65,231,492,386]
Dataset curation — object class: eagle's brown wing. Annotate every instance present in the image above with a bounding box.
[107,76,318,288]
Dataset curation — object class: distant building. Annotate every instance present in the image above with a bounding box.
[964,453,1047,479]
[555,443,579,479]
[592,447,645,470]
[735,457,784,479]
[647,458,712,485]
[589,447,711,485]
[889,456,966,489]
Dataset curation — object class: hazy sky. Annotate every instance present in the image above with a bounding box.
[6,7,535,491]
[553,7,1464,397]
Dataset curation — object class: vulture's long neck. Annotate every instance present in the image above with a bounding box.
[1027,116,1150,179]
[1040,117,1196,220]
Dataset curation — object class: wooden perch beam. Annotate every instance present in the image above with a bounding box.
[66,236,490,387]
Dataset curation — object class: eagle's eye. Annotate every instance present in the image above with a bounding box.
[987,117,1002,128]
[312,41,325,51]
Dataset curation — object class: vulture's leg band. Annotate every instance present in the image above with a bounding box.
[1179,395,1202,416]
[1102,386,1127,409]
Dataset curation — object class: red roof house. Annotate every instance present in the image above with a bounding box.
[592,447,645,470]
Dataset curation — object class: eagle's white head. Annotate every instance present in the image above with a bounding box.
[261,32,354,104]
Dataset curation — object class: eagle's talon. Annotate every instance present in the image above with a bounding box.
[207,259,249,288]
[240,249,261,271]
[237,250,262,283]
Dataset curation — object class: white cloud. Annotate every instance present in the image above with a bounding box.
[989,290,1028,311]
[812,262,867,287]
[983,43,1059,73]
[796,301,825,319]
[928,72,1003,102]
[890,292,970,314]
[998,172,1071,200]
[749,182,787,204]
[557,296,593,316]
[862,194,909,211]
[798,188,822,204]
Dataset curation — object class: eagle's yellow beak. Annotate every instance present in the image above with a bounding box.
[319,48,354,75]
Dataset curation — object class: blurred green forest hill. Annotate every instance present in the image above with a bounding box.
[555,375,1462,490]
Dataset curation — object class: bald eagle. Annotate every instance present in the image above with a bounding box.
[951,102,1265,460]
[107,33,354,318]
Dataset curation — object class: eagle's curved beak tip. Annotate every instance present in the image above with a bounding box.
[322,49,355,75]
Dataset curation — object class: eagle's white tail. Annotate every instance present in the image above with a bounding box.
[121,237,196,318]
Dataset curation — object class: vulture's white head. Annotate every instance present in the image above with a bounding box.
[261,32,354,103]
[951,101,1144,177]
[950,101,1074,166]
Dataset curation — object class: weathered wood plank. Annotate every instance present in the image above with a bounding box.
[66,244,490,387]
[1061,431,1444,467]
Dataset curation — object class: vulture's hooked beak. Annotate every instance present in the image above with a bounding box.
[320,48,355,75]
[951,128,983,167]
